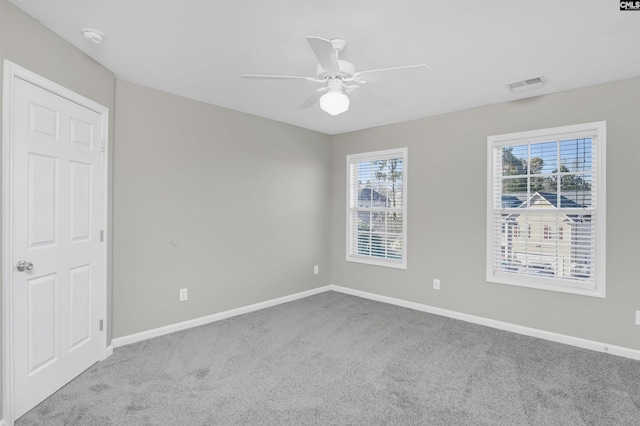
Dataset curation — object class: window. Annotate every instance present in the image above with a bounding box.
[487,122,606,297]
[347,148,407,269]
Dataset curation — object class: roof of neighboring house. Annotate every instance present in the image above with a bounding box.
[501,195,522,208]
[503,192,590,222]
[501,192,587,209]
[359,188,387,202]
[530,192,585,209]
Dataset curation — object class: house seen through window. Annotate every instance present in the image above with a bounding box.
[347,148,407,269]
[487,122,606,297]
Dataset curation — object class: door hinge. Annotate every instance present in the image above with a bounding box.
[101,140,105,152]
[99,319,104,332]
[100,230,104,242]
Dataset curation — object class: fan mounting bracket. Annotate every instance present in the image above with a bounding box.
[330,38,346,53]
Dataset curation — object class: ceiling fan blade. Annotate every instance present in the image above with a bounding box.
[242,74,319,82]
[306,36,340,74]
[353,64,432,83]
[297,87,328,109]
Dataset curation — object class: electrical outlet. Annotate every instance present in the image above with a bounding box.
[433,279,440,290]
[179,288,188,302]
[314,265,319,275]
[636,310,640,325]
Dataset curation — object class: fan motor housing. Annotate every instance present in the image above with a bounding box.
[316,60,355,80]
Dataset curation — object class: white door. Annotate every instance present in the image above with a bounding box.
[8,73,106,418]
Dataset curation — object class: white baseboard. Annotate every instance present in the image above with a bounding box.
[110,282,640,362]
[328,284,640,361]
[104,345,114,359]
[112,285,332,348]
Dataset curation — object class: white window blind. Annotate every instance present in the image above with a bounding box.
[487,122,606,297]
[346,148,407,269]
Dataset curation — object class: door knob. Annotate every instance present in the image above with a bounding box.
[16,260,34,272]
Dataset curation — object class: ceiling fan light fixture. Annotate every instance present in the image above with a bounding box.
[319,90,349,116]
[243,36,431,116]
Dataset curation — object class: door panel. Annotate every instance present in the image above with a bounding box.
[70,117,93,149]
[27,273,58,373]
[10,76,105,419]
[69,264,92,350]
[69,161,92,241]
[28,102,59,140]
[28,153,58,247]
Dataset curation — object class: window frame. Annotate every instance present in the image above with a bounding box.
[486,121,606,298]
[346,147,408,269]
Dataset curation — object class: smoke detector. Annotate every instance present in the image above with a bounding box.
[507,76,544,93]
[82,28,105,44]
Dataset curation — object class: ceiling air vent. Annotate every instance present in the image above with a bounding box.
[507,76,544,93]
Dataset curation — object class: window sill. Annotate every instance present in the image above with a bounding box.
[488,272,605,298]
[347,255,407,270]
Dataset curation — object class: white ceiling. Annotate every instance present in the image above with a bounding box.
[8,0,640,135]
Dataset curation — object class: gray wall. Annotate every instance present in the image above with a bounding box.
[112,81,331,338]
[331,77,640,351]
[2,0,639,419]
[0,0,116,419]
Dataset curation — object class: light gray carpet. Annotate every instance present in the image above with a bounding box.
[16,291,640,425]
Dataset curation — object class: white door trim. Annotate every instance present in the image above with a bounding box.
[2,60,110,425]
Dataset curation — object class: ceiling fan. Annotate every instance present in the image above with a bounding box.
[242,36,431,116]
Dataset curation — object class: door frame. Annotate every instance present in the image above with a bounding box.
[2,60,110,424]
